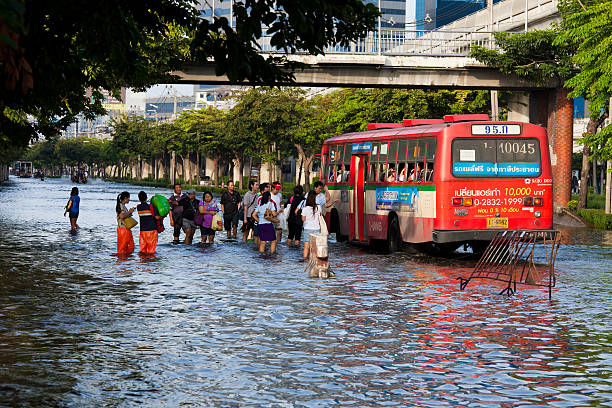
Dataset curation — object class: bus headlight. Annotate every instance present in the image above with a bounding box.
[534,211,541,218]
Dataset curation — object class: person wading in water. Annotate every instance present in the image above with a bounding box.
[168,183,187,244]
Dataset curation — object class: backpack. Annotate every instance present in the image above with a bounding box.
[288,195,303,223]
[150,204,165,233]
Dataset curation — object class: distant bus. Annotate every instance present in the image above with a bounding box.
[320,114,553,253]
[14,161,33,178]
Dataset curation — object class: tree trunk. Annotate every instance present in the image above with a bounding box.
[213,158,219,186]
[601,161,605,198]
[295,144,314,190]
[297,157,303,186]
[277,148,282,183]
[170,151,176,185]
[593,157,598,195]
[196,151,200,185]
[577,115,606,210]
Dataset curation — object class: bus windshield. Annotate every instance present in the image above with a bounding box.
[452,138,541,177]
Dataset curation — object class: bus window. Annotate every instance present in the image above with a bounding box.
[378,142,389,182]
[414,141,426,182]
[369,143,379,181]
[451,138,541,177]
[333,145,345,183]
[387,141,398,182]
[342,144,351,182]
[397,140,408,181]
[406,140,418,182]
[423,138,436,182]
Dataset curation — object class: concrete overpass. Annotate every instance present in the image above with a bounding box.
[175,0,561,89]
[175,55,559,90]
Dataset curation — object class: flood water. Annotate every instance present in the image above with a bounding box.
[1,176,612,407]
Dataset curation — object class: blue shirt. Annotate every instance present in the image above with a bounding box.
[69,196,80,214]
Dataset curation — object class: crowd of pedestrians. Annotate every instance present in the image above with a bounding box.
[107,180,339,258]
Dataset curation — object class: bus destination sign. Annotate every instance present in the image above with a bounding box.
[352,142,372,153]
[471,124,521,135]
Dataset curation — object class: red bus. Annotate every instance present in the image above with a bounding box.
[321,114,553,253]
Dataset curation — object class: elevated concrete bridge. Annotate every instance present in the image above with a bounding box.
[175,0,560,89]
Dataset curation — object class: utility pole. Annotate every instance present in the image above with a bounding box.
[173,88,177,120]
[524,0,529,32]
[488,0,499,121]
[377,0,381,55]
[607,97,612,214]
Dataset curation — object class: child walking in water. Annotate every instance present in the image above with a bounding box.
[116,191,136,255]
[64,187,80,232]
[136,191,161,254]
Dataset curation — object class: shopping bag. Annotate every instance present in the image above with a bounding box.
[212,211,223,231]
[318,213,328,235]
[278,209,288,230]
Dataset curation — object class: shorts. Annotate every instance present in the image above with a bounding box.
[182,218,197,230]
[69,212,79,220]
[303,228,320,243]
[258,223,276,242]
[201,227,216,237]
[224,212,239,231]
[288,221,303,241]
[253,223,259,237]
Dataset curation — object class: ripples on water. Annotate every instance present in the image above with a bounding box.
[0,177,611,407]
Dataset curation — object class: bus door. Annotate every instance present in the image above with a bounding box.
[349,153,368,241]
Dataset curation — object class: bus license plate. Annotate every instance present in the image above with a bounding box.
[486,217,508,229]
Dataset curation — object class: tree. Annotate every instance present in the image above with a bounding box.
[469,28,608,210]
[292,94,337,190]
[324,88,494,134]
[470,30,574,87]
[556,0,612,160]
[1,0,379,152]
[226,88,303,183]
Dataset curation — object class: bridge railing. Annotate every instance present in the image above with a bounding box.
[257,29,509,57]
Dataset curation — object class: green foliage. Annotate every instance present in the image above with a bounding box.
[577,208,612,229]
[567,199,578,211]
[470,30,574,86]
[325,89,493,134]
[572,191,606,210]
[555,0,612,160]
[1,0,378,151]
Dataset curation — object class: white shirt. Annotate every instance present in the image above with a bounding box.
[271,192,282,213]
[301,205,320,230]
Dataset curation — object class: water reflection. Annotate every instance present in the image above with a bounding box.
[0,176,611,406]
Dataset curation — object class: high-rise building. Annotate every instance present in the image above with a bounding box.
[197,0,505,34]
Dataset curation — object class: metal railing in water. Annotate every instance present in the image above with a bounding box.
[458,230,561,299]
[256,29,507,57]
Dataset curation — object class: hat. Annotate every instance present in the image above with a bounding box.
[187,189,196,195]
[272,183,282,190]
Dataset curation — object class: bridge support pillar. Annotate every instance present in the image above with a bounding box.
[507,92,530,122]
[545,88,574,209]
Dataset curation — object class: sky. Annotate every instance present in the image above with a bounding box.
[125,84,196,108]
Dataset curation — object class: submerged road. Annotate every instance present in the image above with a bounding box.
[1,177,611,407]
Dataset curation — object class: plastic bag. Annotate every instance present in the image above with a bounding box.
[278,206,288,230]
[212,211,223,231]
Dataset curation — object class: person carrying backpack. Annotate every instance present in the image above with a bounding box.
[286,185,304,248]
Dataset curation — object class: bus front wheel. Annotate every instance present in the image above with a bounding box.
[387,215,402,253]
